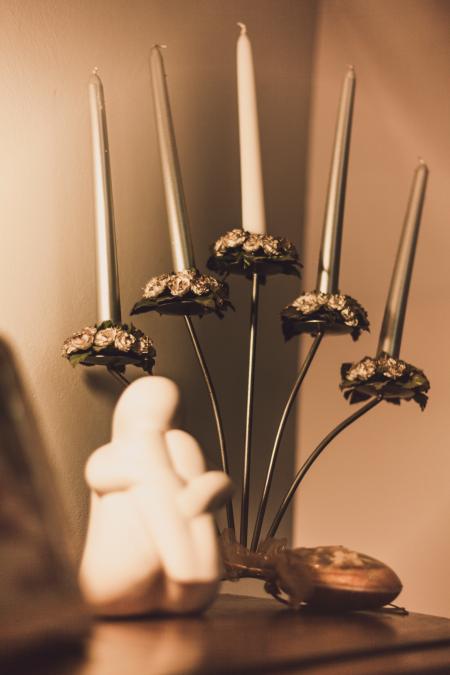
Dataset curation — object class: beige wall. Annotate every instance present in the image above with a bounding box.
[0,0,316,586]
[295,0,450,616]
[1,0,448,615]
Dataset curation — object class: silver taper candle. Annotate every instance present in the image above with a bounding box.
[316,66,356,294]
[150,45,195,272]
[377,160,429,358]
[88,69,121,324]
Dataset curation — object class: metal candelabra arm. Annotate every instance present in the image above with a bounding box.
[240,272,260,547]
[250,332,324,551]
[265,395,383,540]
[184,315,235,533]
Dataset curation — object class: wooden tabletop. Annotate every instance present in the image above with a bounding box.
[7,594,450,674]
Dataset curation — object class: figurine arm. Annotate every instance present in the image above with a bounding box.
[177,471,233,519]
[166,429,233,517]
[165,429,206,482]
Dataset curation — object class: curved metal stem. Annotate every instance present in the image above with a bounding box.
[265,396,382,540]
[240,272,260,546]
[184,315,235,532]
[250,332,324,551]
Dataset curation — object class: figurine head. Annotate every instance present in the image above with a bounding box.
[112,376,180,437]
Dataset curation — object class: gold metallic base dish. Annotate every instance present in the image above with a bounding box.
[221,531,402,612]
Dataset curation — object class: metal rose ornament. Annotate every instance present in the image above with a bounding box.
[207,228,301,280]
[340,354,430,410]
[281,291,369,341]
[131,268,232,319]
[62,321,156,375]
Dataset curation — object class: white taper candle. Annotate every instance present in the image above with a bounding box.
[237,23,266,234]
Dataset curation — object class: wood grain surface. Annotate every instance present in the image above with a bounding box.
[5,593,450,674]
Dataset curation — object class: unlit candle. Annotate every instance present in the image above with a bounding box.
[237,23,266,234]
[88,69,121,324]
[316,66,356,294]
[377,160,429,358]
[150,45,195,272]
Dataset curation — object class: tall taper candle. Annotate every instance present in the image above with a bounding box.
[89,69,121,323]
[237,23,266,234]
[377,160,428,358]
[150,45,195,272]
[316,66,356,294]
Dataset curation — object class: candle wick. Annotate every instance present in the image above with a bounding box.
[92,66,99,75]
[153,43,167,50]
[418,156,426,166]
[237,22,247,35]
[347,64,355,75]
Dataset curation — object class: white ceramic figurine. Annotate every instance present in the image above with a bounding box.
[79,376,233,616]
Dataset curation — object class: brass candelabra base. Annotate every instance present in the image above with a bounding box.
[220,530,403,613]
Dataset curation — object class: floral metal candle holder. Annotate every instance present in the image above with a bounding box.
[62,321,156,385]
[208,228,301,548]
[264,354,430,554]
[62,51,432,614]
[340,354,430,409]
[281,291,369,341]
[131,268,232,318]
[207,228,301,280]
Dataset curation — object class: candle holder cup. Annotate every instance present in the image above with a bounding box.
[340,353,430,409]
[207,228,301,281]
[131,268,232,319]
[281,292,369,341]
[62,321,156,375]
